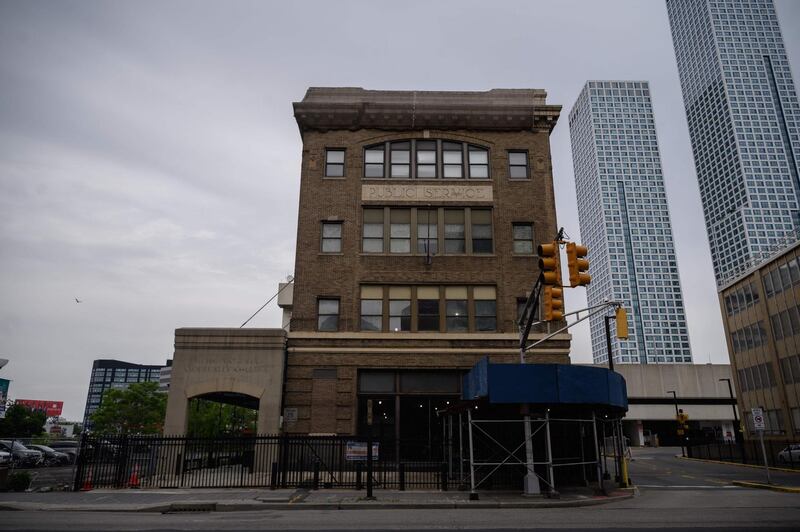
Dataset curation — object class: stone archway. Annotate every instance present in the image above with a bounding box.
[163,328,286,436]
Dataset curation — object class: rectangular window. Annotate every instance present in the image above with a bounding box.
[445,286,468,331]
[363,209,384,253]
[389,286,411,332]
[791,356,800,386]
[390,209,411,253]
[321,222,342,252]
[417,209,438,255]
[416,140,437,178]
[390,141,411,178]
[468,146,489,179]
[442,142,463,178]
[512,223,534,254]
[474,286,496,331]
[360,286,383,332]
[508,151,529,179]
[471,209,493,253]
[417,286,440,331]
[365,147,385,178]
[317,298,339,331]
[444,209,465,253]
[325,149,345,177]
[780,357,794,384]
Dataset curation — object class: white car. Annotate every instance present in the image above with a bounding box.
[777,444,800,464]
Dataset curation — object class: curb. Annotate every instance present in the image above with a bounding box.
[0,490,635,512]
[731,480,800,493]
[677,455,800,474]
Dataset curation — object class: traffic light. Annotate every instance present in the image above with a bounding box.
[566,242,591,287]
[537,241,562,286]
[615,307,629,339]
[543,285,564,321]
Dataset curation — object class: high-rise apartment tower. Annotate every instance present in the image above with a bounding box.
[667,0,800,286]
[569,81,692,365]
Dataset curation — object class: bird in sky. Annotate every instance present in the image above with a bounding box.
[75,298,83,303]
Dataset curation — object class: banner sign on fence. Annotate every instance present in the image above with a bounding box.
[345,441,379,461]
[0,378,10,419]
[752,407,765,431]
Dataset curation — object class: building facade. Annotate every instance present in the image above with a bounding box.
[83,359,165,431]
[666,0,800,287]
[284,88,570,452]
[720,241,800,438]
[569,81,692,365]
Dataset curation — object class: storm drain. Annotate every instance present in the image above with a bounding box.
[164,503,217,513]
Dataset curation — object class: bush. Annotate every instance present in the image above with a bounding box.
[7,471,32,492]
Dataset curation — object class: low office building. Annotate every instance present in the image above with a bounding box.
[605,363,738,446]
[720,239,800,439]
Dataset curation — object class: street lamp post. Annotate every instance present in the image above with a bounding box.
[719,378,746,463]
[667,390,685,457]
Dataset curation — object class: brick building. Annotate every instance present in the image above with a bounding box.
[282,88,570,455]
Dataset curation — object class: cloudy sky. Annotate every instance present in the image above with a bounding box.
[1,0,799,421]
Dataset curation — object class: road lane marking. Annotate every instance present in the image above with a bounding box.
[637,484,740,489]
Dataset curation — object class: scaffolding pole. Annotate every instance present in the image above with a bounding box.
[467,408,478,500]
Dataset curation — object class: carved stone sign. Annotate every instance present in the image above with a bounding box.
[362,184,493,202]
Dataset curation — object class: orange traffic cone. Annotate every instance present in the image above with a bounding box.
[128,463,140,489]
[80,465,93,491]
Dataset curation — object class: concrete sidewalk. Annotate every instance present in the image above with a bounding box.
[0,486,637,512]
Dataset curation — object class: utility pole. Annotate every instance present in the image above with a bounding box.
[719,378,746,462]
[604,315,615,372]
[667,391,685,457]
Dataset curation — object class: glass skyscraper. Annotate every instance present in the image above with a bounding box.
[666,0,800,287]
[569,81,693,364]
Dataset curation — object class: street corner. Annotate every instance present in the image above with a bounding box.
[731,480,800,493]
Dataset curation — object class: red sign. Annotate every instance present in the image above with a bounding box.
[16,400,64,417]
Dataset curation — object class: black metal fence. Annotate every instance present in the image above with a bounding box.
[687,439,800,470]
[73,434,450,490]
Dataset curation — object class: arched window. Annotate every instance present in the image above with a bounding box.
[363,140,489,180]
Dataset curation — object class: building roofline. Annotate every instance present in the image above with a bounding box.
[718,237,800,292]
[293,87,561,135]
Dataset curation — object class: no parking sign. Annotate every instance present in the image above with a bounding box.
[751,407,765,431]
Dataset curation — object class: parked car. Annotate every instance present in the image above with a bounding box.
[0,440,44,467]
[777,444,800,464]
[26,444,70,466]
[48,440,79,464]
[0,450,12,466]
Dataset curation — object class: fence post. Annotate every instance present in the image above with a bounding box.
[313,460,320,490]
[399,462,405,491]
[72,433,87,492]
[355,462,363,491]
[270,461,278,490]
[440,462,448,491]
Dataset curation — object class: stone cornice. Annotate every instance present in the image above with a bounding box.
[294,87,561,135]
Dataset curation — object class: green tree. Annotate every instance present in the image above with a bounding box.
[0,404,47,437]
[91,381,166,435]
[187,398,257,437]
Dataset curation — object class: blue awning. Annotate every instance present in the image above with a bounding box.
[462,358,627,411]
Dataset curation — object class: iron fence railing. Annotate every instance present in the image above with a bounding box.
[73,434,450,491]
[687,438,800,470]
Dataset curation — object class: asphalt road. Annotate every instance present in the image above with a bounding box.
[628,446,800,488]
[2,447,799,531]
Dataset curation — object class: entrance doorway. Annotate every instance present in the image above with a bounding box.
[357,370,461,461]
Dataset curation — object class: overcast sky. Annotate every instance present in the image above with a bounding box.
[1,0,799,421]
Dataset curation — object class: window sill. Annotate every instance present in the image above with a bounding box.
[322,177,347,180]
[361,178,492,182]
[318,253,344,256]
[358,253,497,258]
